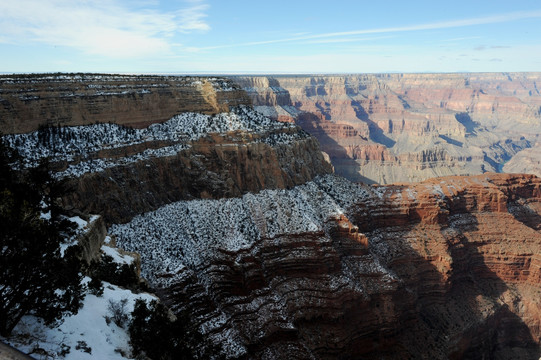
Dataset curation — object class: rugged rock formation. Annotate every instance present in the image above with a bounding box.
[0,74,250,134]
[5,73,541,359]
[504,145,541,178]
[75,215,107,264]
[63,132,331,223]
[2,79,333,223]
[235,73,541,184]
[111,172,541,359]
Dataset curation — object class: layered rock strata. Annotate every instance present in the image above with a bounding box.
[62,132,331,224]
[111,173,541,359]
[0,74,250,134]
[5,73,541,359]
[3,82,332,224]
[235,73,541,184]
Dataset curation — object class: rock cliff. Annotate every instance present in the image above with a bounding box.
[62,132,331,224]
[2,75,332,224]
[111,172,541,359]
[0,74,250,134]
[235,73,541,184]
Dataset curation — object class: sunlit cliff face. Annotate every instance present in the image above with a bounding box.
[236,73,541,184]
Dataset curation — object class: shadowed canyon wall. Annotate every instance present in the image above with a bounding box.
[235,73,541,184]
[111,172,541,359]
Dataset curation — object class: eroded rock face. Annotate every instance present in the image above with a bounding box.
[0,74,250,134]
[63,132,332,224]
[111,173,541,359]
[235,73,541,184]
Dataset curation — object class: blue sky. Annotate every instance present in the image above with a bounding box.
[1,0,540,74]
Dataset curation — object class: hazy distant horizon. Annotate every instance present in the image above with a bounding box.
[3,71,541,77]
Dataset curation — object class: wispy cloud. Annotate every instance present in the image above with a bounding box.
[177,3,210,32]
[474,45,511,51]
[199,10,541,50]
[441,36,482,42]
[0,0,210,58]
[303,35,395,45]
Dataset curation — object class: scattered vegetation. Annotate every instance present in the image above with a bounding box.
[87,254,140,290]
[0,137,83,336]
[129,299,204,360]
[107,298,129,328]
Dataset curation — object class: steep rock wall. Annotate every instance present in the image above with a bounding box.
[111,173,541,359]
[63,133,332,224]
[235,73,541,184]
[0,74,250,134]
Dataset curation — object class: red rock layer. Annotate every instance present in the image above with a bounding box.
[159,173,541,359]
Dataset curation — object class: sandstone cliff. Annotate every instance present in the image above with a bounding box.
[236,73,541,184]
[0,74,250,134]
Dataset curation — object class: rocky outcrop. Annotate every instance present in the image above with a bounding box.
[63,132,332,224]
[75,215,107,264]
[0,342,33,360]
[111,172,541,359]
[504,145,541,178]
[0,74,250,134]
[236,73,541,184]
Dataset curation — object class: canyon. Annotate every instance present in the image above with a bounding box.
[2,73,541,359]
[236,73,541,184]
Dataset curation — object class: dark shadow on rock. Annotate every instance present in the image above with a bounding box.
[439,134,463,147]
[455,112,478,135]
[349,188,541,359]
[508,201,541,231]
[368,124,396,148]
[483,154,501,172]
[351,100,396,148]
[296,112,366,183]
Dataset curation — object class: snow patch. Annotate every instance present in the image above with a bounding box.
[101,246,135,265]
[109,176,359,287]
[3,106,305,178]
[4,278,156,360]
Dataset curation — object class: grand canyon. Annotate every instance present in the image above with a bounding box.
[2,73,541,359]
[236,73,541,184]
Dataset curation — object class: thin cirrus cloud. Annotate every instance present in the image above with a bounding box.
[0,0,210,58]
[200,10,541,51]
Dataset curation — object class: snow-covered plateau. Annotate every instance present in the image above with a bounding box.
[3,278,156,360]
[2,217,155,360]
